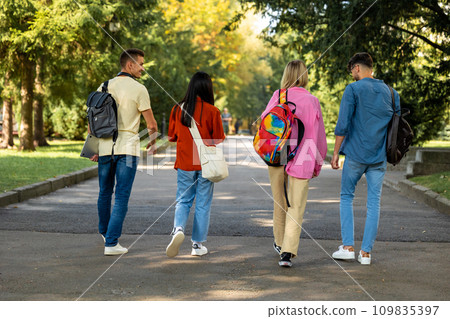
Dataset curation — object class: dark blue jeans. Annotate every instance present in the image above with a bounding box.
[97,155,138,247]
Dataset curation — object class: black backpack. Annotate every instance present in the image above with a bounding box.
[86,80,118,155]
[386,85,413,165]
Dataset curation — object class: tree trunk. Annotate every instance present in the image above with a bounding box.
[1,71,14,149]
[33,57,49,147]
[19,54,36,151]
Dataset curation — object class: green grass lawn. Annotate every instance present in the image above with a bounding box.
[422,140,450,148]
[0,140,96,193]
[410,171,450,200]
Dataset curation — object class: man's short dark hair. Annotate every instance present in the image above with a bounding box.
[120,48,145,68]
[347,52,373,72]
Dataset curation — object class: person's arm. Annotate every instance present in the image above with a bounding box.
[136,87,158,153]
[332,85,355,169]
[168,105,178,143]
[142,108,158,154]
[213,109,226,145]
[331,135,345,169]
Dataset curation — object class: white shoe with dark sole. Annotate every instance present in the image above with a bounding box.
[358,251,371,265]
[166,231,185,258]
[332,245,355,260]
[191,244,208,256]
[104,243,128,256]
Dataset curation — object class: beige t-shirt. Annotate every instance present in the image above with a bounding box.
[97,76,151,157]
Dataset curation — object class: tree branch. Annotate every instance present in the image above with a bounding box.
[387,23,447,53]
[412,0,449,23]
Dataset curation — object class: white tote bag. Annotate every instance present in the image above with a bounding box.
[188,119,229,183]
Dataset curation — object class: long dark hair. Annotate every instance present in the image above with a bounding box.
[179,71,214,127]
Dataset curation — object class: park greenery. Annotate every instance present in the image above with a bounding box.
[0,139,96,192]
[0,0,449,152]
[240,0,449,141]
[0,136,445,192]
[410,171,450,200]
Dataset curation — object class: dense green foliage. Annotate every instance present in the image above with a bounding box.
[0,0,448,148]
[240,0,450,144]
[1,0,163,142]
[1,0,283,143]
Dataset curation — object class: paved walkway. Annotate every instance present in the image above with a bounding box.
[1,136,449,300]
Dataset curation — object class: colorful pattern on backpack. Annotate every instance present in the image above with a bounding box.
[253,89,302,166]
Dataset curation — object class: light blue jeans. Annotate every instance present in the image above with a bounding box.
[173,169,214,243]
[340,157,386,252]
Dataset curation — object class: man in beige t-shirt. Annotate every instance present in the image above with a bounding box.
[90,48,158,256]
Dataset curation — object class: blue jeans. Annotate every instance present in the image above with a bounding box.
[174,169,214,243]
[340,157,386,252]
[97,155,138,247]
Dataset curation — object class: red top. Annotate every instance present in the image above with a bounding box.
[168,97,225,171]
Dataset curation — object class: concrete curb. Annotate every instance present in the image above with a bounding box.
[383,176,400,192]
[0,191,19,206]
[0,166,98,207]
[397,179,450,216]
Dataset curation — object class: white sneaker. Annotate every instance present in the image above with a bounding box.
[166,230,185,258]
[104,243,128,256]
[191,243,208,256]
[332,245,355,260]
[101,234,105,243]
[358,251,371,265]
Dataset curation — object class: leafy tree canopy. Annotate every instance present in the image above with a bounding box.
[240,0,450,144]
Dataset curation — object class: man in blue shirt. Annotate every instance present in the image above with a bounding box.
[331,52,400,265]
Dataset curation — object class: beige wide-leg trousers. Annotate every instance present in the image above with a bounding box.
[268,166,309,257]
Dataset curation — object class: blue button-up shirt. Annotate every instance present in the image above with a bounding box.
[335,78,400,164]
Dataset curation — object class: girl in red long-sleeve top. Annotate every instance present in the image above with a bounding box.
[166,71,225,258]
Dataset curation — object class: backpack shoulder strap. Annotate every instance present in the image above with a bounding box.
[388,85,395,112]
[283,176,291,208]
[387,85,399,162]
[279,89,287,104]
[102,80,109,93]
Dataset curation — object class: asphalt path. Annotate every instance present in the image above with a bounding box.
[1,136,449,242]
[1,136,449,301]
